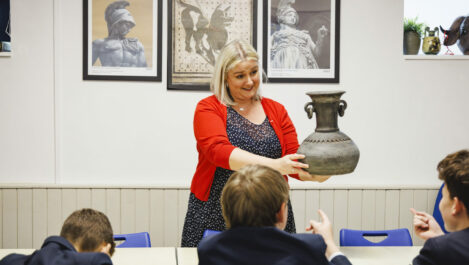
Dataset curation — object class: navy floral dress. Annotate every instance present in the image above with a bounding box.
[181,107,296,247]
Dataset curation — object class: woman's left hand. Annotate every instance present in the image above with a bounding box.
[294,169,331,182]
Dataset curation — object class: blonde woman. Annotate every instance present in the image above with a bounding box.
[181,40,329,247]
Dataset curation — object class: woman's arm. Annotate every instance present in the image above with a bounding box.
[229,148,308,175]
[194,99,236,170]
[195,98,309,175]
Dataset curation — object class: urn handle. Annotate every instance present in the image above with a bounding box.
[338,100,347,117]
[304,102,314,119]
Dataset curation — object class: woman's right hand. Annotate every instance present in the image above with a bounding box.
[273,154,331,183]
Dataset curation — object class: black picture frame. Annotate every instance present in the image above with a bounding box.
[167,0,258,91]
[83,0,162,81]
[262,0,340,83]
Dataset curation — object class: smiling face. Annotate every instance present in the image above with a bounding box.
[226,59,260,104]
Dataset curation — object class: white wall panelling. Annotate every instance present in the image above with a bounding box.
[1,187,438,248]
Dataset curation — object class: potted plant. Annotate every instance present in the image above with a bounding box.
[403,17,426,55]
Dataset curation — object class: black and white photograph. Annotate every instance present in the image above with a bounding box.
[263,0,340,83]
[167,0,257,90]
[83,0,162,81]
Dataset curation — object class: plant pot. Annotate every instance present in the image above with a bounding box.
[403,31,421,55]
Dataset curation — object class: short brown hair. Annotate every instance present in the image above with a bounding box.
[221,165,289,228]
[60,208,116,256]
[437,149,469,214]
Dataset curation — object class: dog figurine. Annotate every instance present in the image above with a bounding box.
[440,15,469,55]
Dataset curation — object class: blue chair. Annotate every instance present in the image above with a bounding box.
[340,228,413,246]
[114,232,151,248]
[432,183,448,234]
[202,229,221,238]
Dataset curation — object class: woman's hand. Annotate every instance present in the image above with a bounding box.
[273,154,309,175]
[273,154,331,183]
[298,172,331,183]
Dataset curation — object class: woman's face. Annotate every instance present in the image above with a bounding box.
[226,59,260,103]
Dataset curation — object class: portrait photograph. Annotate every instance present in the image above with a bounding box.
[167,0,257,90]
[263,0,340,83]
[83,0,162,81]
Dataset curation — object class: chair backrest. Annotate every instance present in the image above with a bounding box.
[432,183,448,234]
[202,229,221,238]
[340,228,413,246]
[114,232,151,248]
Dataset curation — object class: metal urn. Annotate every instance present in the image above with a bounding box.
[297,91,360,175]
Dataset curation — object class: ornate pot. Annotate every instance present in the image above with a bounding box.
[422,27,441,55]
[297,91,360,175]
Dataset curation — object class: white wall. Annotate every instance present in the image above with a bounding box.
[1,0,468,187]
[0,0,55,183]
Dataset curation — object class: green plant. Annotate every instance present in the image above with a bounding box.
[404,17,427,37]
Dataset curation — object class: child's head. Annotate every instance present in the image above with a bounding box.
[437,149,469,230]
[60,208,115,256]
[221,164,289,229]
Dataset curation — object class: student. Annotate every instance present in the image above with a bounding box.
[0,208,115,265]
[197,164,351,265]
[411,149,469,265]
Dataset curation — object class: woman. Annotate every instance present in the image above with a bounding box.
[181,40,329,247]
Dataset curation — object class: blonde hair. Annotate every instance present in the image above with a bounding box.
[211,40,261,106]
[221,165,289,228]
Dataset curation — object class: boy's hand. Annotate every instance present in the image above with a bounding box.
[306,209,339,259]
[410,208,445,240]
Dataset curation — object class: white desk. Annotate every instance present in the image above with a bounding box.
[0,248,177,265]
[341,246,420,265]
[177,246,422,265]
[177,247,199,265]
[0,249,35,259]
[113,248,176,265]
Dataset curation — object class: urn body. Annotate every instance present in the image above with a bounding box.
[297,91,360,175]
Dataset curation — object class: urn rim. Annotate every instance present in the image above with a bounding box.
[305,90,345,96]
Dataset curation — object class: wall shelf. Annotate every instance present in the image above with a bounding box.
[404,55,468,60]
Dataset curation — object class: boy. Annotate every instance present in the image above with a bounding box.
[197,164,351,265]
[0,208,115,265]
[411,149,469,265]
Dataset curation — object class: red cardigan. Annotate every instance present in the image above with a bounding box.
[191,95,300,201]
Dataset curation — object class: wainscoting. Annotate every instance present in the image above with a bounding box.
[0,185,439,249]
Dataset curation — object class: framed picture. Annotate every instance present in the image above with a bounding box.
[167,0,257,90]
[83,0,162,81]
[263,0,340,83]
